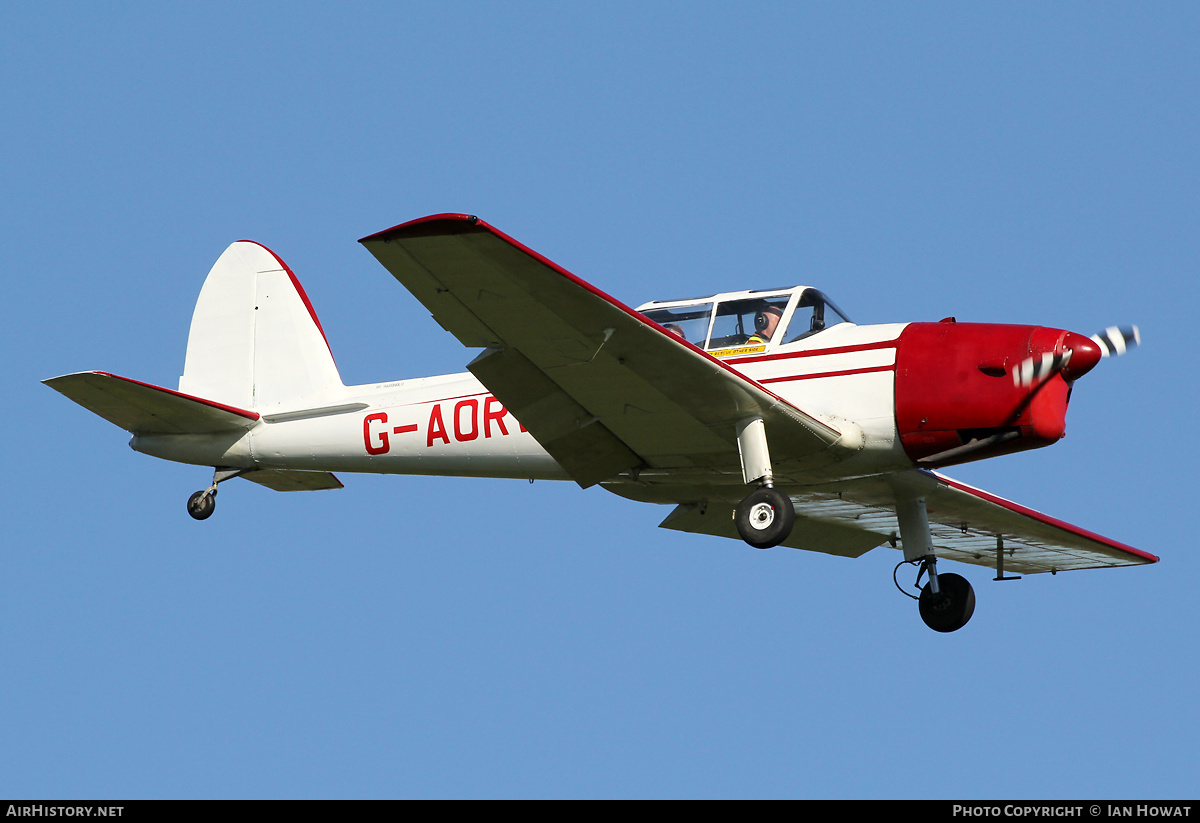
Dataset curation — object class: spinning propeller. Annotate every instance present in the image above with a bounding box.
[1013,325,1140,387]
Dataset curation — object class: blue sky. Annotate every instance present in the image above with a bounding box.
[3,2,1197,798]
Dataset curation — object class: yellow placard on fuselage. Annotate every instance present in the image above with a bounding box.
[708,344,766,358]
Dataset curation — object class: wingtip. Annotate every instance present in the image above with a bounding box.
[358,213,484,244]
[43,370,102,387]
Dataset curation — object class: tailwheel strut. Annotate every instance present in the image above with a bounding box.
[186,467,248,521]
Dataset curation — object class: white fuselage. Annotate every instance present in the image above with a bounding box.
[132,321,914,486]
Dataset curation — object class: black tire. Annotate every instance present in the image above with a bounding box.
[919,572,976,632]
[187,490,216,521]
[734,487,795,549]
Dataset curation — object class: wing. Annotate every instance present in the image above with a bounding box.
[661,468,1157,574]
[360,214,846,488]
[912,470,1158,572]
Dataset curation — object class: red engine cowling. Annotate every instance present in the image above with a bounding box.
[894,321,1087,466]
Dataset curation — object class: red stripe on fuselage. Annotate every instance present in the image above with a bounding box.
[759,364,895,384]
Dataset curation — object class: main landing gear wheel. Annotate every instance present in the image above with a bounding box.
[734,487,795,549]
[187,489,216,521]
[919,572,976,633]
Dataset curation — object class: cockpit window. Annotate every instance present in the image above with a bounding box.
[785,290,851,343]
[641,304,712,347]
[708,296,790,350]
[641,288,851,353]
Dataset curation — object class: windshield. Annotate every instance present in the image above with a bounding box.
[785,290,850,343]
[708,296,791,350]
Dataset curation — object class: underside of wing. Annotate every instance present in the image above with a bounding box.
[659,500,887,558]
[917,471,1158,572]
[360,214,844,487]
[684,468,1157,574]
[43,372,259,435]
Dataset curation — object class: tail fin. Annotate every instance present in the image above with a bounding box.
[178,241,343,412]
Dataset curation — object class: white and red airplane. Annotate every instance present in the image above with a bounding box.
[45,213,1156,632]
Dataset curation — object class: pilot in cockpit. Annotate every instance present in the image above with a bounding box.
[746,305,783,346]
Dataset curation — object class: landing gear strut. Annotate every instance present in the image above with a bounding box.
[186,467,247,521]
[893,556,977,632]
[732,417,796,549]
[895,493,976,632]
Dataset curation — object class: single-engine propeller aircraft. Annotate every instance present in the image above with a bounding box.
[45,213,1157,632]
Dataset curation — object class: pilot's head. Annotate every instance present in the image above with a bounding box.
[754,306,783,340]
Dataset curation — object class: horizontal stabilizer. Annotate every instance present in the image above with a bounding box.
[241,469,343,492]
[43,371,259,435]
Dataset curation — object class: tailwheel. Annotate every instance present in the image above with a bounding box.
[187,489,216,521]
[185,467,245,521]
[734,486,795,549]
[918,572,976,633]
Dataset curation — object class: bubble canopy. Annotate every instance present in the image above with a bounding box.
[637,286,851,353]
